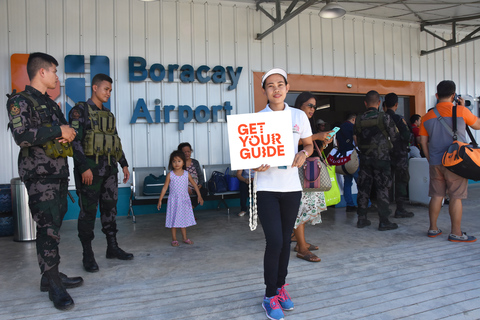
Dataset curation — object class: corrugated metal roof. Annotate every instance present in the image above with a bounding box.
[253,0,480,29]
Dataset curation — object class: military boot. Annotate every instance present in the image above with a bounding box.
[40,272,83,292]
[81,241,99,273]
[43,265,75,311]
[357,215,371,228]
[378,219,398,231]
[106,235,134,260]
[394,208,414,218]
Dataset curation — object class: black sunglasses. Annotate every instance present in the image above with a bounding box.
[304,103,316,108]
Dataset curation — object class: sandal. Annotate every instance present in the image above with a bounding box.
[183,239,194,245]
[171,240,179,247]
[296,251,321,262]
[291,233,297,242]
[294,243,319,252]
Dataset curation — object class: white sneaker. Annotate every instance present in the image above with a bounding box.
[238,211,246,217]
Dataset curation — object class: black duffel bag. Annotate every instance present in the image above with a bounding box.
[207,171,228,195]
[143,174,167,195]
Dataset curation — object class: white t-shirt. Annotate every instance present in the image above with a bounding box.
[256,103,312,192]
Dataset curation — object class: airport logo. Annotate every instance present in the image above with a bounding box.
[64,55,110,114]
[10,54,110,116]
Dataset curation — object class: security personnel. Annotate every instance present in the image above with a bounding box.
[353,90,399,231]
[6,52,82,310]
[69,73,133,273]
[384,93,414,218]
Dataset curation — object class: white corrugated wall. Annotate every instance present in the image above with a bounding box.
[1,0,479,186]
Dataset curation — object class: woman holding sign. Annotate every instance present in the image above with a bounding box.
[255,68,314,320]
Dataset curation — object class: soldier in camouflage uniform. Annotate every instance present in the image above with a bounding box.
[384,93,414,218]
[69,73,133,273]
[6,52,82,311]
[353,90,399,231]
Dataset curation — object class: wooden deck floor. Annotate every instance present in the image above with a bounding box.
[1,185,480,320]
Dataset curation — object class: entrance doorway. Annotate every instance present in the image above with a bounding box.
[285,92,411,130]
[253,72,425,120]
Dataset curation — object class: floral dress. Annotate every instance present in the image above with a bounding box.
[186,164,198,192]
[294,191,326,229]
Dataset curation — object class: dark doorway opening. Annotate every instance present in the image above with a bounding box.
[286,92,411,130]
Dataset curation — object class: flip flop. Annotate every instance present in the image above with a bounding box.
[294,243,319,252]
[171,240,179,247]
[183,239,194,245]
[296,251,321,262]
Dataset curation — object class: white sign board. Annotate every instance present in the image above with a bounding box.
[227,111,294,170]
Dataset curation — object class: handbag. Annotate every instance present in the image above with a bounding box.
[143,174,167,195]
[435,106,480,181]
[324,165,341,206]
[336,149,359,175]
[207,171,228,195]
[299,141,332,192]
[327,147,359,175]
[225,167,240,191]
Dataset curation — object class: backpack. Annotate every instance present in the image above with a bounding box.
[355,111,393,155]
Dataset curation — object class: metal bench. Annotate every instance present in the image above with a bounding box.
[128,166,166,223]
[128,165,240,222]
[202,164,240,214]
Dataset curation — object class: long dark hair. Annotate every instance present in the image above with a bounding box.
[169,150,186,170]
[293,92,316,109]
[293,92,316,131]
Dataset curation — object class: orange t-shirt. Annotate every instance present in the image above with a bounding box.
[419,102,477,165]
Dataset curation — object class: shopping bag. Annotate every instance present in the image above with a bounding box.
[324,165,341,206]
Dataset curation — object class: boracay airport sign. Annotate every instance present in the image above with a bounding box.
[128,56,242,129]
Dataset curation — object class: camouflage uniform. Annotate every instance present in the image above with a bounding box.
[6,86,70,273]
[69,99,128,243]
[354,108,399,221]
[385,108,412,212]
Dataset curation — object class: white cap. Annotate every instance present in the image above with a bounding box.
[316,119,326,125]
[261,68,288,87]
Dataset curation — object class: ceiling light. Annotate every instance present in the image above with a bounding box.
[319,0,346,19]
[316,104,330,110]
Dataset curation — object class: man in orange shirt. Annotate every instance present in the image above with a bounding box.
[419,80,480,242]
